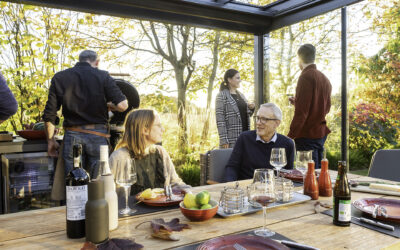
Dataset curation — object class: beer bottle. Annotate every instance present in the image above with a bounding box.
[333,161,351,226]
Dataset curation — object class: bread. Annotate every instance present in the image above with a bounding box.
[369,183,400,192]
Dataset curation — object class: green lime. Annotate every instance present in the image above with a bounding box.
[196,191,210,206]
[200,204,212,210]
[189,207,199,210]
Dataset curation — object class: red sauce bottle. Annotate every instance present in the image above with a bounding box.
[318,155,332,197]
[304,160,319,200]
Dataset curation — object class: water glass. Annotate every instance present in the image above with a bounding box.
[275,178,294,202]
[295,150,313,177]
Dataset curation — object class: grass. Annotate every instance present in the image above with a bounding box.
[159,107,219,186]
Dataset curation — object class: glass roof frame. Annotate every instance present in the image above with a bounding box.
[8,0,364,35]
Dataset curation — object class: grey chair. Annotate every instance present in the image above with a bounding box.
[368,149,400,182]
[200,148,233,185]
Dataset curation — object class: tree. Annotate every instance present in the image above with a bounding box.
[0,2,87,131]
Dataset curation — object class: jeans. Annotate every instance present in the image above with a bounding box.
[295,136,327,169]
[63,128,108,179]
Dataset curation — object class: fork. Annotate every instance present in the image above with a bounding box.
[165,184,172,201]
[233,243,247,250]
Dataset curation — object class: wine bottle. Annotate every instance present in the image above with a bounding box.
[333,161,351,226]
[66,144,90,238]
[99,145,118,231]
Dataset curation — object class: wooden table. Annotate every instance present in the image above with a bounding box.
[0,172,399,250]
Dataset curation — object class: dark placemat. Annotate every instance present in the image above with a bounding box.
[322,207,400,238]
[118,195,179,218]
[174,230,306,250]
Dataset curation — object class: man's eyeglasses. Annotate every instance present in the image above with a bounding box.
[255,116,278,124]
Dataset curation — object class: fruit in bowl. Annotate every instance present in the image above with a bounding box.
[180,191,218,221]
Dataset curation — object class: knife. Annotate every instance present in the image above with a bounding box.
[273,239,320,250]
[352,216,395,231]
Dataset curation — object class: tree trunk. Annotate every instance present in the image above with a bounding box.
[175,68,188,158]
[201,31,221,140]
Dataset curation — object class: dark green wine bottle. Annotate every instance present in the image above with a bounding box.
[333,161,351,226]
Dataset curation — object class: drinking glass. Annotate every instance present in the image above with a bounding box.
[253,168,275,184]
[249,181,276,237]
[115,158,137,216]
[270,148,287,180]
[295,150,313,178]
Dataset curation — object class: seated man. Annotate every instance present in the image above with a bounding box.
[225,103,295,181]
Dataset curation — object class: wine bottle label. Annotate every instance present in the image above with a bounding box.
[338,199,351,222]
[66,185,88,221]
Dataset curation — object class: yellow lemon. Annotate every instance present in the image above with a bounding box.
[152,188,165,194]
[140,188,157,199]
[183,193,197,208]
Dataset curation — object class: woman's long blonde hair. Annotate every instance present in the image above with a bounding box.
[115,109,156,159]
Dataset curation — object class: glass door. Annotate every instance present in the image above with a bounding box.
[1,152,59,213]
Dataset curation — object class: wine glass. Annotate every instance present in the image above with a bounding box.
[295,150,313,179]
[115,158,137,216]
[253,168,275,184]
[249,181,276,237]
[270,148,287,180]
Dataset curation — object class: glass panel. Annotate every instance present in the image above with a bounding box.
[233,0,277,7]
[3,152,59,213]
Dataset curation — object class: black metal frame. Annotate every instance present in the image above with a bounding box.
[10,0,362,34]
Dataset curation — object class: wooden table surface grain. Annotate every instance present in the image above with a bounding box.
[0,171,399,250]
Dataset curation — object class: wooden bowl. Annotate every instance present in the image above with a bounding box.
[17,130,46,140]
[179,200,218,221]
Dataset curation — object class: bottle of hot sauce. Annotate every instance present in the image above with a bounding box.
[318,149,332,197]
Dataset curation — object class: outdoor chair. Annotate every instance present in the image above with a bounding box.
[200,148,233,185]
[368,149,400,182]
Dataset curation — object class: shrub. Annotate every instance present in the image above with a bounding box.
[349,103,398,154]
[176,162,200,187]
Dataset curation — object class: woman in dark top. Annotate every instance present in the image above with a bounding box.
[215,69,255,148]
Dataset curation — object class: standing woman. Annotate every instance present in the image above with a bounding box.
[216,69,255,148]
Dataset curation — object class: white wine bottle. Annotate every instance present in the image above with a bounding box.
[99,145,118,231]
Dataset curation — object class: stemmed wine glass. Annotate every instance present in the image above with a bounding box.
[295,150,313,180]
[249,180,276,237]
[115,158,137,216]
[270,148,287,180]
[253,168,275,184]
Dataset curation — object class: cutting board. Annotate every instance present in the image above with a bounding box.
[351,185,400,197]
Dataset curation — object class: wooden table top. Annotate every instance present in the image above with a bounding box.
[0,171,399,250]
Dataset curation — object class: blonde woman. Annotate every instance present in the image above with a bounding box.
[109,109,187,195]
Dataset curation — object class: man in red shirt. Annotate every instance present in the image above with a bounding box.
[288,44,332,168]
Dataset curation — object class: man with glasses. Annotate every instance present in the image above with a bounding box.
[225,103,294,181]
